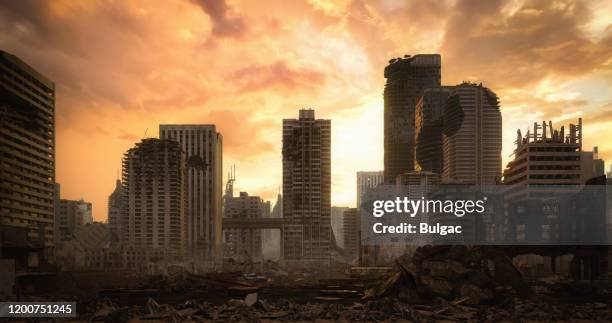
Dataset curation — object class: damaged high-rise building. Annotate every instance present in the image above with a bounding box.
[442,82,502,185]
[0,51,56,262]
[414,86,453,174]
[384,54,441,184]
[282,109,331,263]
[159,125,223,266]
[503,118,587,188]
[122,138,187,260]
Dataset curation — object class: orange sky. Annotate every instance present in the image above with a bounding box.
[1,0,611,221]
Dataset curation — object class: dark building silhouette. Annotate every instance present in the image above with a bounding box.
[592,146,605,177]
[342,208,359,263]
[108,179,125,243]
[442,82,502,185]
[122,138,187,260]
[0,51,56,261]
[282,109,331,262]
[55,199,92,243]
[414,86,453,174]
[384,54,441,184]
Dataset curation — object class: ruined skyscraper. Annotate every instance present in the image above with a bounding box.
[0,51,56,261]
[503,118,585,187]
[282,109,331,263]
[384,54,441,184]
[415,86,453,174]
[442,83,502,185]
[159,125,223,265]
[122,139,187,260]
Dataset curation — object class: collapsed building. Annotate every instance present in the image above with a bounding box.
[504,118,588,187]
[122,138,188,262]
[502,118,609,279]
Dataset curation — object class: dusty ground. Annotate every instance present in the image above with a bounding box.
[10,247,612,322]
[10,270,612,322]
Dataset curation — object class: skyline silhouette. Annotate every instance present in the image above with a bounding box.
[1,0,611,220]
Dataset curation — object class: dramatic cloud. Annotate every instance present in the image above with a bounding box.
[230,61,326,92]
[441,0,612,87]
[1,0,610,220]
[190,0,247,38]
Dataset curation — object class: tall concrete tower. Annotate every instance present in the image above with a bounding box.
[442,82,502,185]
[159,125,223,266]
[122,138,187,259]
[384,54,441,184]
[0,51,56,261]
[282,109,331,264]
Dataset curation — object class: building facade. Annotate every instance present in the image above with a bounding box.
[356,171,384,210]
[55,199,93,243]
[342,208,359,263]
[384,54,441,184]
[55,222,111,270]
[159,125,223,264]
[442,82,502,185]
[122,138,187,260]
[223,192,268,260]
[282,109,331,262]
[0,51,56,260]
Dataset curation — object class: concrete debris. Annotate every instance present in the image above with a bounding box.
[364,245,531,304]
[244,292,257,306]
[84,295,612,322]
[13,245,612,321]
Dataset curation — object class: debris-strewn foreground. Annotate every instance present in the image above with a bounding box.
[80,291,612,322]
[13,246,612,322]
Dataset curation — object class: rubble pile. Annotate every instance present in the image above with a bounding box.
[364,245,532,304]
[85,292,612,322]
[144,271,261,295]
[84,294,460,321]
[17,246,612,321]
